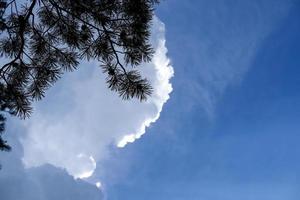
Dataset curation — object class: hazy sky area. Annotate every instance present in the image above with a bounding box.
[1,0,300,199]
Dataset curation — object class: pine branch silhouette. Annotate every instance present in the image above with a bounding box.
[0,0,159,153]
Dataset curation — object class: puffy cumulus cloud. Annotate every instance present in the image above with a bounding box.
[20,17,173,178]
[0,124,103,200]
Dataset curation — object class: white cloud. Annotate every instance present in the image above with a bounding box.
[96,181,102,189]
[20,17,173,178]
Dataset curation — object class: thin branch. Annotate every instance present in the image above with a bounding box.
[0,0,37,76]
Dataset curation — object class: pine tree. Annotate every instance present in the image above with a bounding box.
[0,0,159,151]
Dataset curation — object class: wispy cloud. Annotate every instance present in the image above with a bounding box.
[172,0,293,117]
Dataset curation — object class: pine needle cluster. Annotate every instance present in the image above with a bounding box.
[0,0,159,151]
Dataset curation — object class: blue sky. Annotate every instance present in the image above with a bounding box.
[98,0,300,199]
[1,0,300,199]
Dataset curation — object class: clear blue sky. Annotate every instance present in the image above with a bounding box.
[97,0,300,199]
[1,0,300,199]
